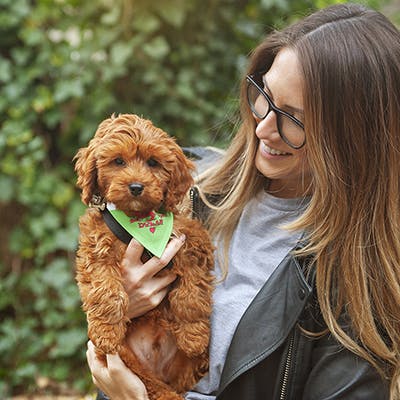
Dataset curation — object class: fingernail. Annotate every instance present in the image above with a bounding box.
[179,234,186,242]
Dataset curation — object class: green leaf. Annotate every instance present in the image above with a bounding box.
[142,36,170,60]
[132,12,161,33]
[15,363,38,381]
[52,227,79,252]
[41,258,72,290]
[0,175,15,201]
[0,57,12,82]
[110,41,135,67]
[20,27,45,46]
[29,210,61,238]
[54,79,84,102]
[101,6,121,25]
[157,0,187,28]
[32,85,54,113]
[51,182,75,208]
[49,328,87,358]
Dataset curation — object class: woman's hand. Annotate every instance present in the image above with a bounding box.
[121,236,185,319]
[86,340,149,400]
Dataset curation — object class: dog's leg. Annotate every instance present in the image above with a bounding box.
[167,221,214,358]
[83,277,130,354]
[77,259,129,354]
[76,218,131,354]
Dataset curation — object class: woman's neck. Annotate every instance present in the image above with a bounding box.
[266,179,312,199]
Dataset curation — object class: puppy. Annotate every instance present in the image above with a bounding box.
[74,114,214,399]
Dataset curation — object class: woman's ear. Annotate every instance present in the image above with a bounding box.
[74,141,99,205]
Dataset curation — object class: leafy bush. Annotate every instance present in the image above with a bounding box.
[0,0,390,396]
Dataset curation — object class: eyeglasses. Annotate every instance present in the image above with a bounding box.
[246,74,306,149]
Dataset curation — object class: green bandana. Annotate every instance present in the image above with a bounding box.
[107,205,174,258]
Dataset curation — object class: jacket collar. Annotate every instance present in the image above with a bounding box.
[217,252,312,395]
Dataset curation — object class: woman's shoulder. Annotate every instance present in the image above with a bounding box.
[183,146,225,174]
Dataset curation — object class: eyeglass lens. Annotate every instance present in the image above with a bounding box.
[247,80,305,148]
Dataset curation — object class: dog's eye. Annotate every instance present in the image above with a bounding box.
[147,158,159,167]
[114,157,126,166]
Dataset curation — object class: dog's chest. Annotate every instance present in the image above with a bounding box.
[126,314,180,381]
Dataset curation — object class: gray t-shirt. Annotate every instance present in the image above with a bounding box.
[185,191,308,400]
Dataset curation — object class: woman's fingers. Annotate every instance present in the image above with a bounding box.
[86,339,97,368]
[126,285,171,319]
[121,235,185,319]
[106,352,129,375]
[122,254,178,293]
[124,271,177,319]
[123,235,186,279]
[86,340,104,385]
[122,238,145,268]
[144,234,186,275]
[86,341,149,400]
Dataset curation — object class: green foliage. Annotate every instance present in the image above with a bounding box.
[0,0,391,396]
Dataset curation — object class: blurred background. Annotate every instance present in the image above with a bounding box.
[1,0,399,398]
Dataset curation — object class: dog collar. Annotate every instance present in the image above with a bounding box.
[103,203,173,258]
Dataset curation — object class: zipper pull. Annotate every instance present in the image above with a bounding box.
[189,185,200,219]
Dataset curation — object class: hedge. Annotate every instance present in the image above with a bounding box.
[0,0,389,396]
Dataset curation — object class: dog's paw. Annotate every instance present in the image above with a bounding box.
[92,339,120,355]
[89,323,126,354]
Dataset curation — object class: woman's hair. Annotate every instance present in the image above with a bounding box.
[200,3,400,397]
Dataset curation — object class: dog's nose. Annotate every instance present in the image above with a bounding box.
[129,183,144,196]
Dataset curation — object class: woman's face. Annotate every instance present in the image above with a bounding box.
[253,47,311,198]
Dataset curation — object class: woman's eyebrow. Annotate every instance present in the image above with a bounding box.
[262,76,305,117]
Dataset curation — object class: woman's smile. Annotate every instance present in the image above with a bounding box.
[260,141,292,157]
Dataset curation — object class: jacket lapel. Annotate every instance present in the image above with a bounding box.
[217,253,312,394]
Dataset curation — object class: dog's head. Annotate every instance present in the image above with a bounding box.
[74,114,195,215]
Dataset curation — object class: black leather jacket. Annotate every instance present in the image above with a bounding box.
[213,251,389,399]
[187,147,390,400]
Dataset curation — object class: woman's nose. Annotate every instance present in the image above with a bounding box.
[254,110,279,139]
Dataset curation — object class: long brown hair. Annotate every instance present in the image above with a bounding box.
[200,3,400,397]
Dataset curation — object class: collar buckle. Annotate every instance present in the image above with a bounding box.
[89,194,106,211]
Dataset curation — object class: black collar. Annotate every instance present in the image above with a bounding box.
[101,207,132,245]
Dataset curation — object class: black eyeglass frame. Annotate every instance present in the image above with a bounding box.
[246,74,306,149]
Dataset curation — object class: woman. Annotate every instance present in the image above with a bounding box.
[86,3,400,399]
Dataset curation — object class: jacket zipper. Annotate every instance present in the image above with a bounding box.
[279,334,294,400]
[189,186,198,219]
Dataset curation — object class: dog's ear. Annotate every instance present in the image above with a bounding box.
[164,147,195,211]
[74,141,98,205]
[74,116,116,205]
